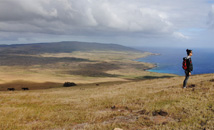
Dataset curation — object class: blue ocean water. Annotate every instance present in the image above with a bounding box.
[135,47,214,76]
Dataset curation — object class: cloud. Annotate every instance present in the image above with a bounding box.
[173,32,189,39]
[208,4,214,28]
[0,0,173,34]
[0,0,211,44]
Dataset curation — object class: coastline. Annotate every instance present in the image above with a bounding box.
[134,52,159,71]
[133,47,214,76]
[135,52,180,76]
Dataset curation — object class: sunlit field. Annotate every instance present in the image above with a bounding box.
[0,73,214,129]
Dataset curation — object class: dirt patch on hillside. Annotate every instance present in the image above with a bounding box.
[72,107,175,130]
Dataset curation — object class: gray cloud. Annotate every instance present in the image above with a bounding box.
[0,0,173,33]
[0,0,212,45]
[208,5,214,28]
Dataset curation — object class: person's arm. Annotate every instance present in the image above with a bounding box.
[187,59,191,75]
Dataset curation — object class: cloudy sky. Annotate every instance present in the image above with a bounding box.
[0,0,214,48]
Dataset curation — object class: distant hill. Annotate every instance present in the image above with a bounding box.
[0,41,141,54]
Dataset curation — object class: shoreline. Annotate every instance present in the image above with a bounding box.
[135,53,180,76]
[134,52,159,71]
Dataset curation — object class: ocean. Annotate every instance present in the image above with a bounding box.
[135,47,214,76]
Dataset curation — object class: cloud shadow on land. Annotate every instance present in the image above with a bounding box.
[135,75,175,80]
[0,55,90,66]
[66,62,122,77]
[0,80,62,91]
[68,70,121,77]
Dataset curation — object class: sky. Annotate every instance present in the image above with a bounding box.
[0,0,214,48]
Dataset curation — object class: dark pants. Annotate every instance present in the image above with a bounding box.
[183,70,190,88]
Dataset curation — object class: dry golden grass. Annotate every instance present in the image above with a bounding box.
[0,65,127,84]
[1,73,214,129]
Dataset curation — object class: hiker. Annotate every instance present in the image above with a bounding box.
[183,49,193,88]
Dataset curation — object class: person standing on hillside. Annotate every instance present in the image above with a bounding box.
[183,49,193,88]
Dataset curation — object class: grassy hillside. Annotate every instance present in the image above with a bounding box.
[0,41,168,86]
[0,41,213,129]
[0,73,214,129]
[0,46,174,87]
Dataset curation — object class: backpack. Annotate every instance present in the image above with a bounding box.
[182,57,187,70]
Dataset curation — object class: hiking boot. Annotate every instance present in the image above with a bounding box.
[183,86,187,89]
